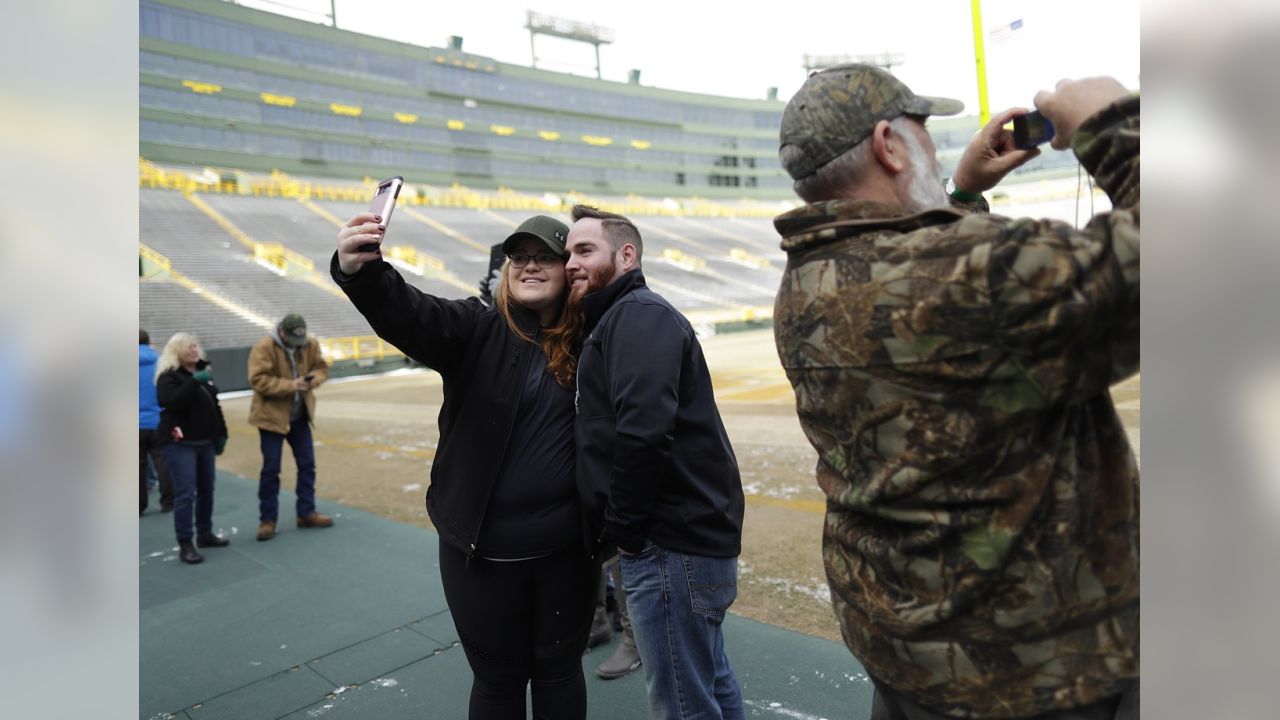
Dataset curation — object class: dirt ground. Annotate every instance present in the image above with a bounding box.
[217,329,1141,643]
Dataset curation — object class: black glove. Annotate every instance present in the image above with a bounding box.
[214,436,228,456]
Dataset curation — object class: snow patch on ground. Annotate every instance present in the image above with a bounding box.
[738,561,831,604]
[743,699,829,720]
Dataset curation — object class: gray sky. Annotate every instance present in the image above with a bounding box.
[234,0,1139,113]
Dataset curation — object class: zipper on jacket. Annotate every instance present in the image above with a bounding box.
[467,333,534,561]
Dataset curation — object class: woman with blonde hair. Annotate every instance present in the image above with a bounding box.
[155,332,229,565]
[333,212,594,720]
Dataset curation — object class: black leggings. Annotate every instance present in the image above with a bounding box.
[439,542,599,720]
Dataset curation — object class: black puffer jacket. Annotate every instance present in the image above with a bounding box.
[575,269,744,558]
[156,367,227,442]
[332,254,552,557]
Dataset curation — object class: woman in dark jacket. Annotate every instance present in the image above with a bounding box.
[155,332,230,565]
[333,211,593,720]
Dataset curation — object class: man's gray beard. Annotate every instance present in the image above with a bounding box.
[902,131,950,212]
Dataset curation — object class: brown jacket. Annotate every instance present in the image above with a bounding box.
[248,333,330,434]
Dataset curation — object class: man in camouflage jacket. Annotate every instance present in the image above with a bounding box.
[773,64,1139,719]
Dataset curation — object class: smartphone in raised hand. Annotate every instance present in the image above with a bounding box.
[360,175,404,252]
[1012,111,1055,149]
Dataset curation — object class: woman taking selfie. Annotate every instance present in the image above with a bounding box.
[332,211,593,720]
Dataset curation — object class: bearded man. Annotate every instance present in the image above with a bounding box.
[566,204,747,720]
[773,63,1140,720]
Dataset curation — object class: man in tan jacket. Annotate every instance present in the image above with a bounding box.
[248,313,333,541]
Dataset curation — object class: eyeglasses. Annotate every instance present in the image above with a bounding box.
[508,253,562,269]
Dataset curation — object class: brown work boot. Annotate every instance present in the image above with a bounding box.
[256,521,277,541]
[297,512,334,529]
[585,606,613,652]
[596,632,641,680]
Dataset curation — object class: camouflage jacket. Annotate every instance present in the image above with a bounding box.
[772,96,1139,718]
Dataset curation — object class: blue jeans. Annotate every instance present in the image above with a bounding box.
[163,441,216,542]
[620,545,744,720]
[258,421,316,522]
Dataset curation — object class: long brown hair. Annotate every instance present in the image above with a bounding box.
[493,260,581,387]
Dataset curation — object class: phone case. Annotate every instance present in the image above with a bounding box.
[361,176,404,252]
[1013,113,1055,149]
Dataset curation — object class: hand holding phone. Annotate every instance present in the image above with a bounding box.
[1033,76,1131,151]
[1012,111,1055,149]
[952,107,1043,195]
[359,176,404,252]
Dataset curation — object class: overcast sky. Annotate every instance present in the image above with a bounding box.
[234,0,1140,114]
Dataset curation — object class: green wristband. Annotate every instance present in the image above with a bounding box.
[946,177,982,202]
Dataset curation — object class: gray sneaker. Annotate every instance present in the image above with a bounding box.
[595,636,641,679]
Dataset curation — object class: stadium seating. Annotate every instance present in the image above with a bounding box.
[140,280,271,351]
[140,186,785,351]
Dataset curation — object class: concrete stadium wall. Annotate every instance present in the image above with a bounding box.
[206,346,411,392]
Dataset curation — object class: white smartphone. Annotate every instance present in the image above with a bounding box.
[361,175,404,252]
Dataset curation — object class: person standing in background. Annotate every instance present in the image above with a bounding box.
[247,313,332,542]
[156,333,230,564]
[139,329,173,515]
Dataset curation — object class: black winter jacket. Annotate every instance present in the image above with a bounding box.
[156,367,228,442]
[332,254,559,557]
[576,269,744,558]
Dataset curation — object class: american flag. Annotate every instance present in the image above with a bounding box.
[988,18,1024,44]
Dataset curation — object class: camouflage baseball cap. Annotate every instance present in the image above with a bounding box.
[280,313,308,348]
[501,215,570,256]
[779,63,964,181]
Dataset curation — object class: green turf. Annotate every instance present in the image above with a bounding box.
[141,471,873,719]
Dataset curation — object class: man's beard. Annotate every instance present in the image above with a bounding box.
[568,254,617,302]
[901,130,949,212]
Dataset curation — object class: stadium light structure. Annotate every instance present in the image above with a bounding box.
[802,52,905,73]
[526,10,615,80]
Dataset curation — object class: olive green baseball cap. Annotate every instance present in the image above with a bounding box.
[501,215,570,256]
[280,313,308,347]
[779,63,964,181]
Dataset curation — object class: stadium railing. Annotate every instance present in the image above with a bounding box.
[140,158,791,219]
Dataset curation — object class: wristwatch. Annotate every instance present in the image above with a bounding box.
[945,177,982,202]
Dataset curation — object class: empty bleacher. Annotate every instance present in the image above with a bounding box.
[140,185,788,350]
[140,281,271,351]
[307,200,487,294]
[141,189,383,348]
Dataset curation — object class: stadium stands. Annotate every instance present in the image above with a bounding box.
[141,189,378,347]
[139,185,785,351]
[137,0,1084,354]
[140,280,271,351]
